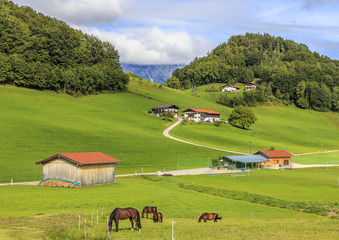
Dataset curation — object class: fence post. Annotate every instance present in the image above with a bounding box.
[172,220,175,240]
[84,220,87,239]
[11,179,13,185]
[78,214,81,230]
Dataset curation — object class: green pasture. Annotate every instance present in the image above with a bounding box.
[171,106,339,154]
[0,168,338,239]
[0,84,224,183]
[171,168,339,202]
[0,79,338,183]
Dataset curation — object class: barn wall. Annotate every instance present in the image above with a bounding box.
[42,159,80,182]
[261,157,291,167]
[80,164,115,186]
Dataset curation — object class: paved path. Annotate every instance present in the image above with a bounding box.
[0,181,40,186]
[163,117,247,155]
[293,150,339,156]
[291,162,337,168]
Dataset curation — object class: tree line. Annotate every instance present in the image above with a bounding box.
[168,33,339,112]
[0,0,129,95]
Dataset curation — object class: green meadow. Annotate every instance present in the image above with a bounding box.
[1,80,339,183]
[0,168,338,239]
[0,81,339,238]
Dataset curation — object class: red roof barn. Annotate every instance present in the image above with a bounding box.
[36,152,121,187]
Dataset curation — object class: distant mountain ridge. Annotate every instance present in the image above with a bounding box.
[121,64,185,84]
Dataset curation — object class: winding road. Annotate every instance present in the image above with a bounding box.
[163,117,247,155]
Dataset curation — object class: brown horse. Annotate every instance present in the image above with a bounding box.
[108,207,141,232]
[142,206,157,218]
[153,212,163,223]
[198,213,222,223]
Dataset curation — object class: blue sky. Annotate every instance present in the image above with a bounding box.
[15,0,339,64]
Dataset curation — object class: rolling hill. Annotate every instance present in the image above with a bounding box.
[0,78,338,183]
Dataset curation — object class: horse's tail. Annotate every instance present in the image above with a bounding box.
[160,213,163,223]
[109,208,119,232]
[141,207,145,218]
[136,209,142,229]
[198,215,203,223]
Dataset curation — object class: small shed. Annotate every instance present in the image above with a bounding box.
[36,152,121,187]
[220,155,268,169]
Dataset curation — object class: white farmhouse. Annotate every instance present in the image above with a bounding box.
[151,104,180,118]
[183,108,220,123]
[221,84,240,92]
[244,82,256,90]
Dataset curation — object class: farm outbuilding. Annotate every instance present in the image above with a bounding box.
[255,150,293,167]
[35,152,121,187]
[220,155,268,169]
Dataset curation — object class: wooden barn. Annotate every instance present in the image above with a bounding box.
[35,152,121,187]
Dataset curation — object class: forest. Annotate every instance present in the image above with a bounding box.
[0,0,129,95]
[169,33,339,112]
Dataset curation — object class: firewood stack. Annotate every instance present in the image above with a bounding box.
[40,178,79,188]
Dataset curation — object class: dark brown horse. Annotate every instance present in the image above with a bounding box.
[153,212,163,223]
[108,207,141,232]
[142,206,157,218]
[198,213,222,223]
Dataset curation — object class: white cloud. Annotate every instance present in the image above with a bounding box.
[13,0,339,61]
[15,0,128,25]
[82,26,213,64]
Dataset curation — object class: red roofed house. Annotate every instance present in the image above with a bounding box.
[151,104,180,118]
[255,150,293,167]
[183,108,220,123]
[36,152,121,187]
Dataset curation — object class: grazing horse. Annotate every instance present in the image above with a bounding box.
[108,207,141,232]
[142,206,157,218]
[198,213,222,223]
[153,212,163,223]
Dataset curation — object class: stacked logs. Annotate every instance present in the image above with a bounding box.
[40,178,79,188]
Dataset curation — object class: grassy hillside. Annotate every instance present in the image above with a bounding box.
[0,169,338,239]
[1,79,338,182]
[0,84,225,183]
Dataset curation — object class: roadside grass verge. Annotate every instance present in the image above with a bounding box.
[179,183,339,219]
[293,152,339,164]
[171,168,339,202]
